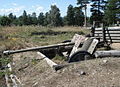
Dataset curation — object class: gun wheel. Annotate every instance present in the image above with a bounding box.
[68,51,91,63]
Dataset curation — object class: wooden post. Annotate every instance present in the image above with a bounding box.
[91,27,95,37]
[102,24,106,43]
[91,21,95,37]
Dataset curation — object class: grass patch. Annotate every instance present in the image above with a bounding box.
[0,26,90,48]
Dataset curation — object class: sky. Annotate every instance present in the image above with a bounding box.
[0,0,91,17]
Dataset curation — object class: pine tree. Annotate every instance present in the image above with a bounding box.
[77,0,90,27]
[8,13,17,25]
[38,12,45,26]
[0,16,11,26]
[31,12,38,25]
[27,14,32,25]
[49,5,63,27]
[22,10,28,25]
[104,0,120,25]
[66,5,75,26]
[74,7,84,26]
[44,12,51,26]
[90,0,107,26]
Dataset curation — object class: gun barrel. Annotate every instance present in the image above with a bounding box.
[3,42,74,55]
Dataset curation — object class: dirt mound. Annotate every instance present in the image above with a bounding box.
[12,52,120,87]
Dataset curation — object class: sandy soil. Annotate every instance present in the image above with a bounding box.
[11,52,120,87]
[111,43,120,50]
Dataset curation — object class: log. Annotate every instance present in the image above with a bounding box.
[94,50,120,58]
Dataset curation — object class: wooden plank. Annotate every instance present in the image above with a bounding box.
[37,52,57,68]
[108,27,120,30]
[87,39,99,54]
[95,36,120,39]
[95,34,120,37]
[95,31,120,34]
[69,34,86,58]
[95,27,120,31]
[107,40,120,43]
[95,29,120,31]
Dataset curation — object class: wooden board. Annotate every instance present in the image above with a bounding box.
[69,34,86,57]
[87,39,99,54]
[37,52,57,68]
[93,27,120,43]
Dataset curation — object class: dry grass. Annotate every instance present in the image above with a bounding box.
[0,26,120,87]
[0,26,90,50]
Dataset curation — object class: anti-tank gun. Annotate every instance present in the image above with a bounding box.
[1,34,100,71]
[3,42,74,59]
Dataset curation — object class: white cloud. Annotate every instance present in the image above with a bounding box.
[11,3,17,6]
[51,2,57,6]
[36,6,44,12]
[28,5,44,16]
[0,6,25,16]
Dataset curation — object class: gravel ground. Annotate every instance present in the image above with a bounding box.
[11,52,120,87]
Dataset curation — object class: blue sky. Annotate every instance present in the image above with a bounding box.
[0,0,91,17]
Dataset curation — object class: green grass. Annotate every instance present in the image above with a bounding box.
[0,26,90,50]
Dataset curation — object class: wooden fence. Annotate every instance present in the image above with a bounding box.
[92,27,120,43]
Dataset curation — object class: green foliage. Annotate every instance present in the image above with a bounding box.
[49,5,63,27]
[22,10,29,25]
[77,0,90,5]
[74,7,84,26]
[31,12,38,25]
[0,16,11,26]
[44,12,51,26]
[38,12,45,26]
[66,5,75,26]
[66,5,84,26]
[104,0,120,25]
[0,4,85,27]
[90,0,107,26]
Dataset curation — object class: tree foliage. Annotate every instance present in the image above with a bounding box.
[49,5,63,26]
[104,0,120,25]
[0,1,119,27]
[66,5,75,26]
[90,0,107,27]
[66,5,84,26]
[74,7,84,26]
[0,16,11,26]
[38,12,45,26]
